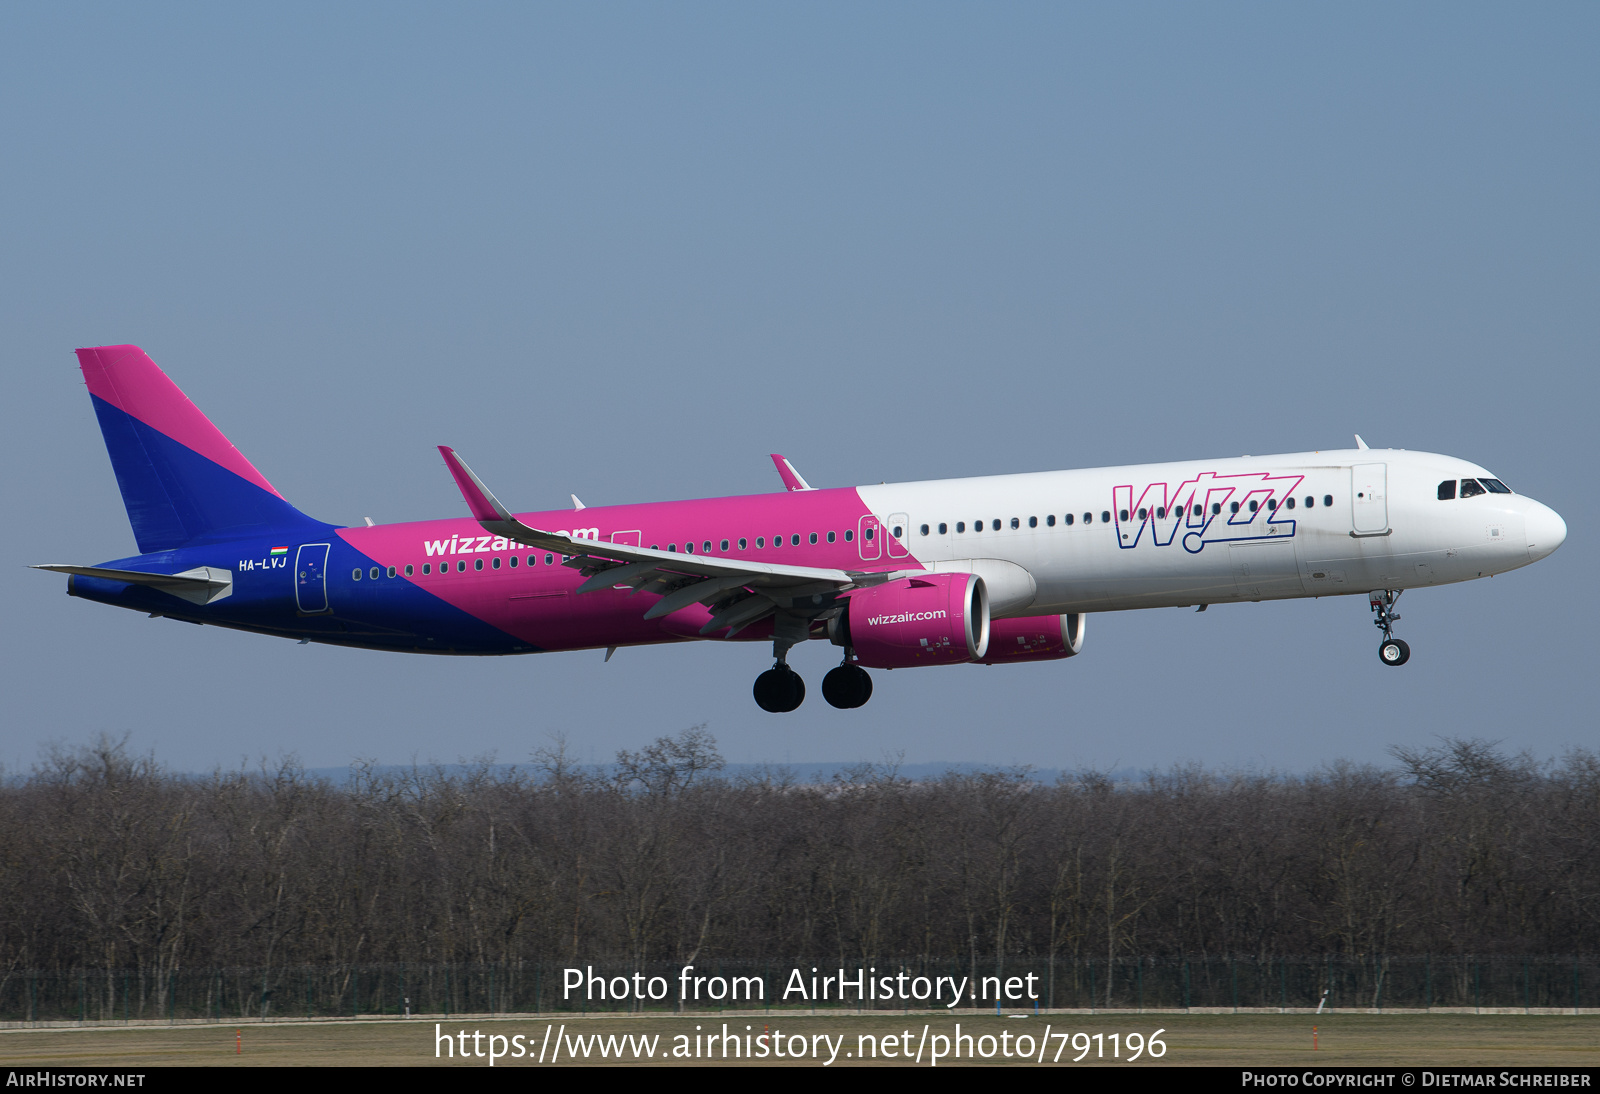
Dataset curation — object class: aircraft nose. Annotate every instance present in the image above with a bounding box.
[1525,500,1567,562]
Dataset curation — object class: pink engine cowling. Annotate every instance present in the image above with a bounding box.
[833,574,990,669]
[977,613,1087,664]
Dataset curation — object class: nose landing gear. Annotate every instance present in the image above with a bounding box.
[822,656,873,709]
[1370,590,1410,666]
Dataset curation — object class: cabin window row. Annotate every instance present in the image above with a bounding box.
[916,495,1335,535]
[355,554,564,580]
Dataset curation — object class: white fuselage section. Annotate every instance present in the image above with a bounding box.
[858,448,1565,617]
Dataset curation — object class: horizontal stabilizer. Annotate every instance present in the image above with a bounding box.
[33,564,234,605]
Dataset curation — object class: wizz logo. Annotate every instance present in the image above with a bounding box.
[1113,471,1305,554]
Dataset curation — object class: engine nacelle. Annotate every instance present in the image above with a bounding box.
[977,613,1086,664]
[830,574,989,669]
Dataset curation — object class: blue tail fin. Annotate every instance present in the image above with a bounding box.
[77,345,328,552]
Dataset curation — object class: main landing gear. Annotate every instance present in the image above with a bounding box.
[1370,589,1410,667]
[822,656,873,709]
[753,661,805,713]
[752,643,875,712]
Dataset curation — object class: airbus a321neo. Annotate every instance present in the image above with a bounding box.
[37,346,1567,712]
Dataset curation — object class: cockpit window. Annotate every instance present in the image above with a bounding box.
[1437,480,1457,500]
[1480,478,1512,494]
[1459,478,1487,499]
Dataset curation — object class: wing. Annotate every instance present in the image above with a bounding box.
[438,447,886,636]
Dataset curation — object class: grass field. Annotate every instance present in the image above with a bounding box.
[2,1012,1596,1067]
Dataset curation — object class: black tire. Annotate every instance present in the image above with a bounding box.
[754,667,806,712]
[822,664,874,709]
[1379,638,1411,667]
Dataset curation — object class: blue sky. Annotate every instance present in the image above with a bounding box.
[2,3,1594,774]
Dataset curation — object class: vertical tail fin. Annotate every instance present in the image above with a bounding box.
[77,345,324,552]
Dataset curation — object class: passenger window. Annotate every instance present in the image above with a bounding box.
[1480,478,1511,494]
[1267,499,1277,511]
[1230,502,1240,514]
[865,527,875,541]
[1438,480,1456,500]
[1028,516,1037,528]
[1120,509,1130,522]
[1248,500,1258,513]
[1082,513,1091,524]
[352,568,362,581]
[828,531,837,543]
[388,566,397,577]
[756,537,764,548]
[1011,517,1021,529]
[1101,511,1111,524]
[458,561,467,572]
[720,539,730,551]
[704,541,712,553]
[405,564,414,576]
[891,526,902,538]
[844,529,853,542]
[1155,507,1164,519]
[510,556,518,568]
[474,559,484,571]
[423,564,431,575]
[1322,495,1333,507]
[1286,498,1295,510]
[1064,513,1073,526]
[920,524,930,536]
[791,534,800,546]
[685,542,695,554]
[544,554,553,565]
[938,523,947,534]
[1192,504,1201,517]
[992,519,1001,531]
[739,537,748,549]
[1459,478,1486,499]
[809,533,818,545]
[491,557,501,569]
[1046,515,1055,527]
[956,522,965,533]
[1136,508,1146,520]
[370,567,380,580]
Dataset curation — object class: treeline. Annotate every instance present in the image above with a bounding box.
[2,732,1597,991]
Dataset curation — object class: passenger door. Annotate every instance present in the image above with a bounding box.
[1350,463,1389,534]
[294,543,330,614]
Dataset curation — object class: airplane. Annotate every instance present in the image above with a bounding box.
[36,345,1567,712]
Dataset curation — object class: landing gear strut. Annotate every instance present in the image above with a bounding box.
[822,655,873,709]
[753,636,806,712]
[1370,589,1410,667]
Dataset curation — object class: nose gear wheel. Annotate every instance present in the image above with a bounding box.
[1369,590,1410,667]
